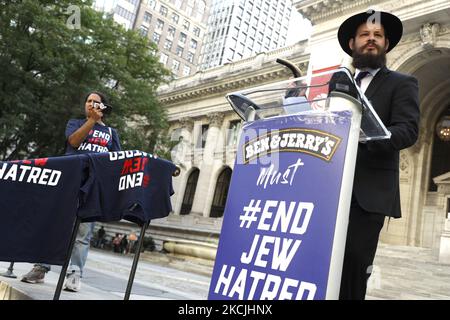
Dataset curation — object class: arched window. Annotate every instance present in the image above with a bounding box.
[196,1,206,17]
[429,107,450,191]
[210,167,232,218]
[186,0,195,16]
[181,168,199,215]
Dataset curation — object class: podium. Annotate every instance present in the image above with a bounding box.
[208,68,390,300]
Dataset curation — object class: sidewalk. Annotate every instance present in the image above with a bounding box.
[0,249,211,300]
[367,243,450,300]
[2,243,450,300]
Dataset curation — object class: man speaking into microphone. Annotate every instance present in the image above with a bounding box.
[336,9,420,299]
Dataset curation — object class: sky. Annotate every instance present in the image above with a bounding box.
[286,8,313,45]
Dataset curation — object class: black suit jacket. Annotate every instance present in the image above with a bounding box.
[352,66,420,218]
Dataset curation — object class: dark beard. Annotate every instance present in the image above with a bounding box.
[352,47,387,69]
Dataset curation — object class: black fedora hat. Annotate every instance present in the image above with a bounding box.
[338,9,403,56]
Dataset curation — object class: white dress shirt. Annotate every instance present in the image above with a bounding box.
[355,68,381,93]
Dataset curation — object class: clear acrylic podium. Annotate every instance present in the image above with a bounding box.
[209,68,391,300]
[226,67,390,142]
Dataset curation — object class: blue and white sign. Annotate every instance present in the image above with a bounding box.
[208,111,352,300]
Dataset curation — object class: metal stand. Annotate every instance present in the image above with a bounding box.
[53,217,81,300]
[0,262,17,278]
[123,169,178,300]
[124,221,150,300]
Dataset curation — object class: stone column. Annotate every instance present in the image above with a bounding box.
[190,113,225,217]
[172,117,194,215]
[178,117,195,149]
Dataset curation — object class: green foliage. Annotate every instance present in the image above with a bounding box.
[0,0,171,160]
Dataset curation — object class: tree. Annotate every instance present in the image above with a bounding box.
[0,0,171,160]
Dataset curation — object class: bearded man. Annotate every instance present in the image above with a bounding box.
[336,10,420,300]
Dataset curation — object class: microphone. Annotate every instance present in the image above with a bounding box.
[328,56,358,99]
[227,93,260,121]
[244,106,256,122]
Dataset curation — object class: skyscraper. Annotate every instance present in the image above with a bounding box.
[93,0,141,30]
[134,0,210,78]
[93,1,210,78]
[200,0,292,70]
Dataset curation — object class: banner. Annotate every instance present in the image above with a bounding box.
[208,111,352,300]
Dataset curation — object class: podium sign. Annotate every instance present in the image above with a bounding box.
[208,111,352,300]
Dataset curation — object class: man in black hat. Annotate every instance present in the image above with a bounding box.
[337,10,420,299]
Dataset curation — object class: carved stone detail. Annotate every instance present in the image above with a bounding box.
[207,113,225,127]
[159,62,308,105]
[400,151,410,175]
[420,23,440,48]
[179,117,194,131]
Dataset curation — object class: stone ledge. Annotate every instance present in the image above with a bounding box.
[0,281,32,300]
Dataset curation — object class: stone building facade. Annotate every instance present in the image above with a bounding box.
[142,0,450,254]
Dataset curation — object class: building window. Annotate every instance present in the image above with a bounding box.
[156,19,164,31]
[257,31,263,42]
[167,26,175,39]
[159,5,168,17]
[231,27,239,38]
[242,22,249,33]
[227,120,242,146]
[190,39,197,50]
[183,20,190,31]
[143,12,152,24]
[224,48,234,61]
[171,13,179,24]
[146,0,156,10]
[196,124,208,148]
[164,39,172,50]
[193,26,201,37]
[152,32,160,44]
[179,32,187,45]
[182,65,191,77]
[276,21,282,32]
[210,168,232,218]
[159,53,168,65]
[237,6,243,17]
[180,168,199,215]
[139,25,148,37]
[176,46,184,57]
[236,42,244,54]
[244,11,251,22]
[187,52,194,63]
[115,6,134,21]
[172,59,180,72]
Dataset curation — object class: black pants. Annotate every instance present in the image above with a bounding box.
[339,200,385,300]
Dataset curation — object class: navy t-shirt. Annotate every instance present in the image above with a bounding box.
[65,119,121,155]
[78,151,176,225]
[0,155,89,265]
